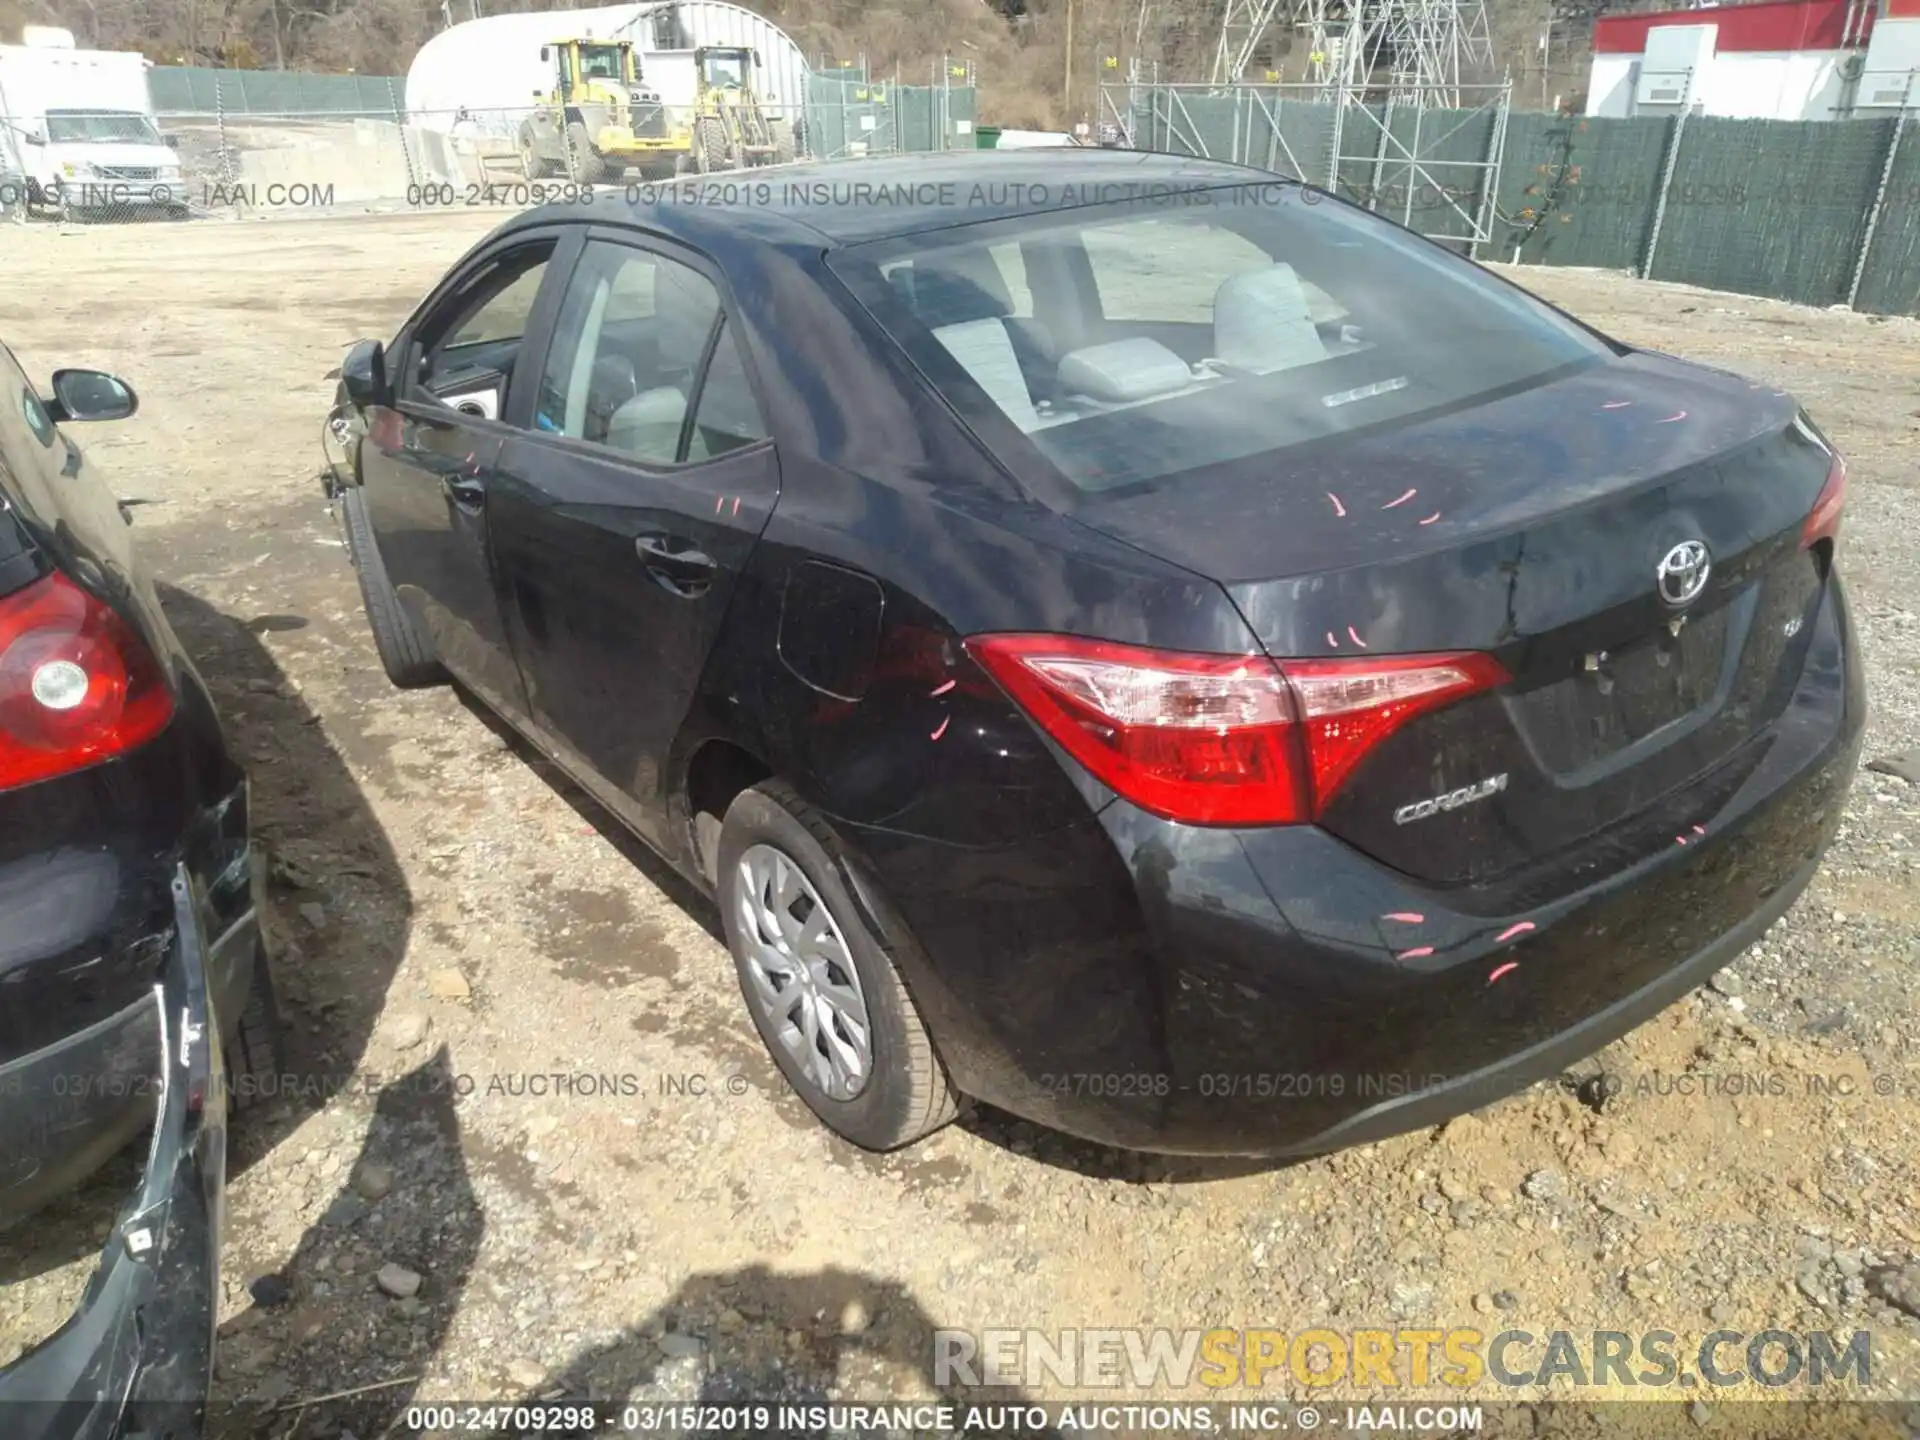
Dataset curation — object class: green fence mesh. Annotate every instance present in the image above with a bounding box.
[1491,112,1671,269]
[1649,116,1889,306]
[1116,84,1920,317]
[148,67,405,115]
[1854,119,1920,315]
[805,74,973,158]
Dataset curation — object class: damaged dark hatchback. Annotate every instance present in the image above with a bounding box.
[0,344,279,1437]
[331,150,1863,1158]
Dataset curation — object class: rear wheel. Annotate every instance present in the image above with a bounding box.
[340,486,445,689]
[768,117,795,166]
[717,781,959,1151]
[518,122,556,179]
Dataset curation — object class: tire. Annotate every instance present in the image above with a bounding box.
[717,781,959,1151]
[565,121,610,184]
[693,115,730,174]
[340,486,445,688]
[226,946,286,1116]
[769,117,795,166]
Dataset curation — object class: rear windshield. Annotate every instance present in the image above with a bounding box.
[828,185,1613,494]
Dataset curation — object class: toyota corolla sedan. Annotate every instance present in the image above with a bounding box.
[330,151,1862,1157]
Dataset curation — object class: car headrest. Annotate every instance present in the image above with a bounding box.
[1057,338,1195,404]
[894,248,1014,328]
[1213,263,1326,371]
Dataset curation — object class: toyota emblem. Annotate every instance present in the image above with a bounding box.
[1657,540,1711,608]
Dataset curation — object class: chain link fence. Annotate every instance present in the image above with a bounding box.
[1,71,979,228]
[1100,78,1513,255]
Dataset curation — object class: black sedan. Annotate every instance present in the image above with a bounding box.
[0,347,278,1436]
[331,150,1862,1157]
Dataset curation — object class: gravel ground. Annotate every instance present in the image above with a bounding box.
[0,215,1917,1439]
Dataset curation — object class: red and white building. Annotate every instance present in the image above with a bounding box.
[1585,0,1920,119]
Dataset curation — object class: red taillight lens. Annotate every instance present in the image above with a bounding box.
[1801,452,1846,550]
[0,571,175,792]
[965,633,1506,827]
[1279,651,1512,811]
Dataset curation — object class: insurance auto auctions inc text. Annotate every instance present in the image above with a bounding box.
[934,1327,1873,1392]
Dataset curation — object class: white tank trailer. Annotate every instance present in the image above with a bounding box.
[405,0,809,138]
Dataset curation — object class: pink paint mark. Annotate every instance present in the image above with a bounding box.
[732,496,741,517]
[1656,410,1689,424]
[1383,912,1425,924]
[1325,631,1341,648]
[1495,921,1536,944]
[1382,487,1418,509]
[715,495,725,514]
[1601,401,1632,410]
[1692,824,1706,836]
[1418,512,1442,526]
[1347,626,1369,649]
[930,716,950,741]
[1398,946,1436,961]
[1674,835,1689,846]
[1327,492,1347,517]
[1488,961,1520,984]
[931,679,957,697]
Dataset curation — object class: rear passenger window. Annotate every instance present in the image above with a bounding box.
[535,241,720,464]
[686,321,766,461]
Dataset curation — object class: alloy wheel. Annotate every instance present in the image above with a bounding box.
[732,843,872,1101]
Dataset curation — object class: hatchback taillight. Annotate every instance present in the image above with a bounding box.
[0,571,175,792]
[1801,451,1846,550]
[965,633,1507,826]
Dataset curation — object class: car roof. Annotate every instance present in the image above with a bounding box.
[518,149,1283,251]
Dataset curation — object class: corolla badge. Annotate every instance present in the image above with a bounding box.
[1393,772,1508,826]
[1657,540,1711,608]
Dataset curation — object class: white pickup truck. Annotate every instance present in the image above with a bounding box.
[0,28,186,218]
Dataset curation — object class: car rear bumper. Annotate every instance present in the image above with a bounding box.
[0,842,259,1229]
[0,869,228,1440]
[858,572,1865,1156]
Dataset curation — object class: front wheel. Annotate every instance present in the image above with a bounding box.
[717,781,959,1150]
[340,486,446,689]
[693,115,730,174]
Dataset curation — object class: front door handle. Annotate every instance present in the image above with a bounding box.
[443,475,486,512]
[635,533,716,597]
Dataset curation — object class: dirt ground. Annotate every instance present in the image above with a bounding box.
[1,211,1919,1438]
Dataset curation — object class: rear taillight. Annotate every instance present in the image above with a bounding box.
[1801,451,1846,550]
[0,571,175,792]
[965,633,1506,827]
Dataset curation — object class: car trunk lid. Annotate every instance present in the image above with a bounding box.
[1066,352,1838,883]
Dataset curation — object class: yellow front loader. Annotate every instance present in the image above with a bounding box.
[518,38,692,182]
[685,46,796,172]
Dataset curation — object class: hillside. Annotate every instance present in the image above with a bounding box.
[0,0,1630,128]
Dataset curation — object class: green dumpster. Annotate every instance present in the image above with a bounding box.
[976,126,1001,150]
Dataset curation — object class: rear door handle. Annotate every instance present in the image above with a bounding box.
[443,475,486,511]
[635,533,716,597]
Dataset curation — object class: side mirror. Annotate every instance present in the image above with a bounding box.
[164,134,179,149]
[46,369,138,423]
[752,48,762,67]
[340,339,390,412]
[540,45,550,61]
[24,130,45,147]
